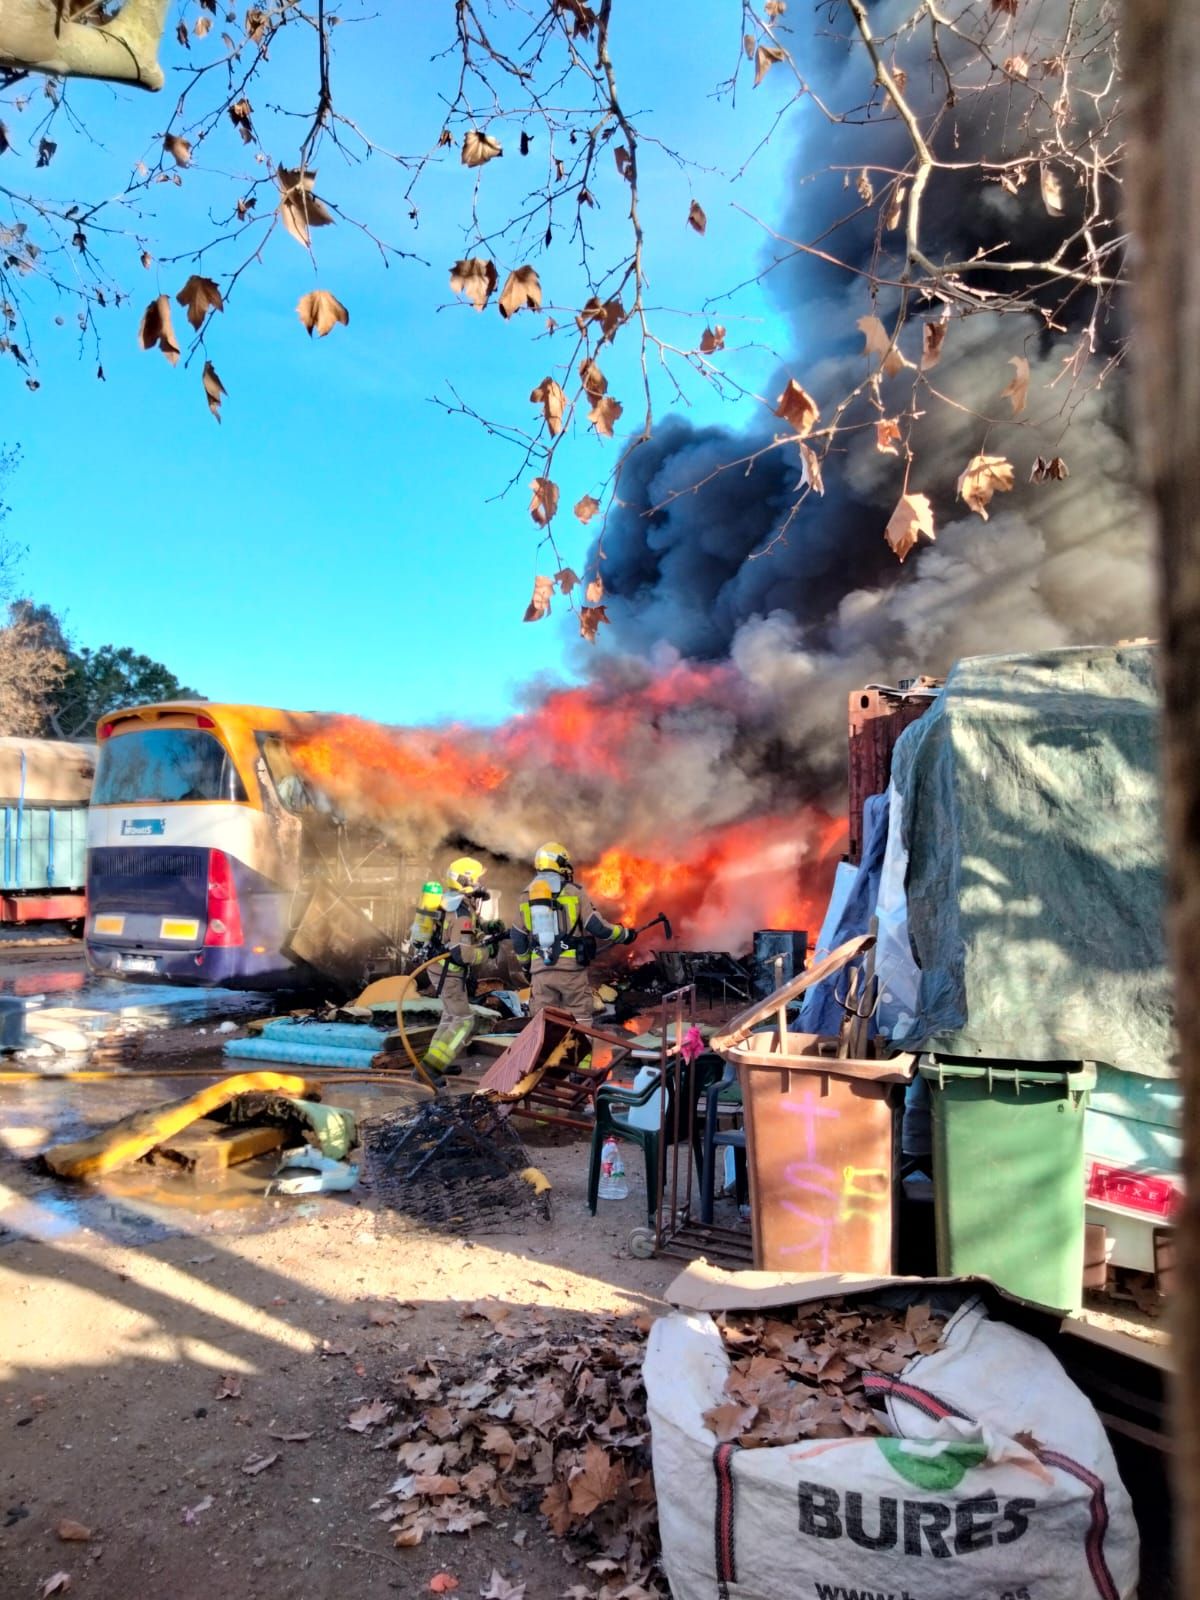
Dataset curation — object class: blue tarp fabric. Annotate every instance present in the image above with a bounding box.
[796,791,890,1038]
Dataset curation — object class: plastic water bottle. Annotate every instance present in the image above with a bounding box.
[598,1136,628,1200]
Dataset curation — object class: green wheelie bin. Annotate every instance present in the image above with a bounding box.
[918,1057,1096,1311]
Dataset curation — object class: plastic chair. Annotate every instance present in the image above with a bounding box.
[586,1055,715,1228]
[699,1059,748,1225]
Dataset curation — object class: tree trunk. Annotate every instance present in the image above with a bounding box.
[1125,0,1200,1584]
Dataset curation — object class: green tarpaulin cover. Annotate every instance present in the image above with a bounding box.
[891,644,1173,1078]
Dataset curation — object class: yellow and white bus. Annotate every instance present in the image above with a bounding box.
[85,702,414,990]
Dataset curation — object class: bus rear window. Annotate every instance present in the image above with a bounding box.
[92,728,248,805]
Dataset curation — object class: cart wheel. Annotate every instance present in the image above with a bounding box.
[628,1227,656,1259]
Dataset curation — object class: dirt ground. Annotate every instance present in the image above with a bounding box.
[0,946,684,1600]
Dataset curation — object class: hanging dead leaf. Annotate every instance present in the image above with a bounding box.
[214,1373,242,1400]
[687,199,707,234]
[176,274,223,330]
[296,289,349,337]
[584,575,604,603]
[858,314,906,376]
[614,145,632,179]
[568,1440,626,1516]
[574,494,601,524]
[856,169,874,205]
[524,576,554,622]
[766,0,787,13]
[479,1572,526,1600]
[228,99,254,143]
[529,477,559,525]
[754,43,787,85]
[462,131,503,167]
[921,321,947,371]
[876,418,902,455]
[240,1451,279,1475]
[1001,354,1029,416]
[578,357,607,397]
[55,1520,91,1543]
[799,442,825,496]
[449,258,498,311]
[588,395,623,438]
[36,137,56,168]
[346,1399,394,1433]
[700,325,726,354]
[553,0,597,38]
[1040,162,1064,217]
[1004,54,1030,78]
[555,568,580,595]
[885,183,907,230]
[1031,454,1069,482]
[498,266,542,319]
[579,605,609,642]
[774,378,819,438]
[202,361,226,423]
[39,1576,71,1598]
[194,14,212,37]
[163,133,192,168]
[576,296,627,342]
[957,454,1015,519]
[138,295,180,366]
[883,65,908,112]
[884,492,935,562]
[140,251,152,269]
[530,377,566,436]
[277,167,334,248]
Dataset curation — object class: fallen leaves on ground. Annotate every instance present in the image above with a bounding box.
[177,274,222,329]
[39,1575,71,1597]
[774,378,819,437]
[55,1521,91,1543]
[296,289,349,337]
[138,296,180,365]
[957,453,1014,519]
[1001,355,1029,416]
[429,1571,460,1592]
[214,1374,242,1400]
[241,1451,280,1475]
[450,258,498,311]
[885,491,935,562]
[180,1495,213,1525]
[702,1301,949,1449]
[499,266,542,319]
[347,1399,395,1433]
[358,1315,662,1595]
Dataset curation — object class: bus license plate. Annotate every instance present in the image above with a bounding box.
[118,955,158,974]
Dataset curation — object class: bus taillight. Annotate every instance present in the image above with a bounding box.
[204,849,245,947]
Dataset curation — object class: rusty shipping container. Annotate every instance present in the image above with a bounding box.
[847,678,942,864]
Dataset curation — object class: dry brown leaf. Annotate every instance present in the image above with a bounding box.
[766,0,787,13]
[1001,354,1030,416]
[579,605,609,642]
[991,0,1018,13]
[1004,54,1030,78]
[498,266,542,319]
[462,130,503,167]
[885,183,907,230]
[921,321,947,371]
[176,274,223,330]
[957,453,1015,519]
[876,418,902,455]
[530,377,566,436]
[202,361,225,423]
[480,1422,519,1467]
[194,14,212,37]
[574,360,608,403]
[140,250,152,269]
[588,395,623,438]
[883,65,908,113]
[412,1474,462,1496]
[529,476,559,525]
[277,167,334,248]
[449,258,498,311]
[774,378,819,438]
[885,491,935,562]
[214,1373,242,1400]
[584,575,604,603]
[858,314,906,377]
[574,494,601,524]
[228,99,254,144]
[614,145,632,179]
[429,1576,459,1594]
[296,288,349,337]
[347,1399,394,1433]
[1031,454,1069,482]
[576,296,626,342]
[568,1440,626,1516]
[479,1571,525,1600]
[138,295,180,366]
[702,1400,759,1442]
[163,133,191,167]
[687,199,707,234]
[40,1576,71,1598]
[1040,162,1064,216]
[799,442,825,496]
[424,1405,459,1440]
[700,324,726,354]
[555,567,580,595]
[754,43,787,85]
[856,168,874,205]
[539,1479,573,1536]
[55,1520,91,1543]
[241,1451,279,1475]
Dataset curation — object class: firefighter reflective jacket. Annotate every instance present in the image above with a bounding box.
[511,872,629,969]
[431,891,488,975]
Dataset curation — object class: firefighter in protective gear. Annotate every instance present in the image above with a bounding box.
[510,842,637,1027]
[421,856,490,1078]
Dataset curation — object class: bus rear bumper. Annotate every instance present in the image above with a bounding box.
[85,940,300,991]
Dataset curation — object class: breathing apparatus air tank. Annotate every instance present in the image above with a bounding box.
[409,881,444,949]
[528,875,561,964]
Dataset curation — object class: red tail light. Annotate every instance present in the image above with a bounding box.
[204,849,244,947]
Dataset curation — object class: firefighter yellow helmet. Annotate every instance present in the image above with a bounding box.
[446,856,486,894]
[533,841,573,875]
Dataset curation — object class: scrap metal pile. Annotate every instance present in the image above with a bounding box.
[701,1300,949,1448]
[353,1305,662,1598]
[361,1096,551,1234]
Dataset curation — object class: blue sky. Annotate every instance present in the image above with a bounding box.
[1,4,798,724]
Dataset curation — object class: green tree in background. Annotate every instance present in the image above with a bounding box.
[48,638,201,739]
